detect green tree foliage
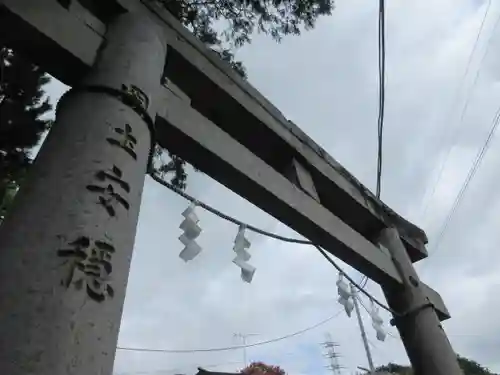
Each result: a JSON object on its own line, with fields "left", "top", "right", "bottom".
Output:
{"left": 154, "top": 0, "right": 335, "bottom": 188}
{"left": 158, "top": 0, "right": 334, "bottom": 76}
{"left": 0, "top": 47, "right": 52, "bottom": 219}
{"left": 1, "top": 1, "right": 335, "bottom": 197}
{"left": 241, "top": 362, "right": 286, "bottom": 375}
{"left": 457, "top": 356, "right": 498, "bottom": 375}
{"left": 373, "top": 355, "right": 498, "bottom": 375}
{"left": 373, "top": 363, "right": 413, "bottom": 375}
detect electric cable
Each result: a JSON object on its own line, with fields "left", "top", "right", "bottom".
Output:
{"left": 430, "top": 103, "right": 500, "bottom": 255}
{"left": 117, "top": 309, "right": 343, "bottom": 354}
{"left": 376, "top": 0, "right": 386, "bottom": 199}
{"left": 420, "top": 2, "right": 496, "bottom": 220}
{"left": 359, "top": 275, "right": 369, "bottom": 289}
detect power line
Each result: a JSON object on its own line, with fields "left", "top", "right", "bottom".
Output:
{"left": 376, "top": 0, "right": 386, "bottom": 199}
{"left": 359, "top": 275, "right": 369, "bottom": 289}
{"left": 117, "top": 310, "right": 343, "bottom": 354}
{"left": 148, "top": 170, "right": 392, "bottom": 313}
{"left": 430, "top": 103, "right": 500, "bottom": 256}
{"left": 420, "top": 1, "right": 496, "bottom": 220}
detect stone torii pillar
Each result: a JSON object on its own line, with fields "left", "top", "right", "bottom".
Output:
{"left": 0, "top": 12, "right": 166, "bottom": 375}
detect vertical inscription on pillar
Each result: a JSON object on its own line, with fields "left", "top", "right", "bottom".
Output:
{"left": 58, "top": 236, "right": 115, "bottom": 302}
{"left": 56, "top": 84, "right": 148, "bottom": 299}
{"left": 86, "top": 166, "right": 130, "bottom": 217}
{"left": 106, "top": 124, "right": 138, "bottom": 160}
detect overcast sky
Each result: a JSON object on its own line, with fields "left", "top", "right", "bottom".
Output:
{"left": 43, "top": 0, "right": 500, "bottom": 373}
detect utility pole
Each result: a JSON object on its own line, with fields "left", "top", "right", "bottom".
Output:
{"left": 0, "top": 12, "right": 166, "bottom": 375}
{"left": 351, "top": 284, "right": 375, "bottom": 374}
{"left": 378, "top": 227, "right": 463, "bottom": 375}
{"left": 321, "top": 333, "right": 343, "bottom": 375}
{"left": 234, "top": 333, "right": 258, "bottom": 366}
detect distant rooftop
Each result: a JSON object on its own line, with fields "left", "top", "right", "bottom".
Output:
{"left": 195, "top": 368, "right": 240, "bottom": 375}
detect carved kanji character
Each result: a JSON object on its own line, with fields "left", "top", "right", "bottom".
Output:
{"left": 86, "top": 165, "right": 130, "bottom": 217}
{"left": 58, "top": 236, "right": 115, "bottom": 302}
{"left": 106, "top": 123, "right": 138, "bottom": 160}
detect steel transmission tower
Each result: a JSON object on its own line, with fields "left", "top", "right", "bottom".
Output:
{"left": 322, "top": 333, "right": 343, "bottom": 375}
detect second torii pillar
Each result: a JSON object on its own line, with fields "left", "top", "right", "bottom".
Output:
{"left": 379, "top": 228, "right": 463, "bottom": 375}
{"left": 0, "top": 12, "right": 166, "bottom": 375}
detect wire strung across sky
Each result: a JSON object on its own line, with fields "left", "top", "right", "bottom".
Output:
{"left": 376, "top": 0, "right": 386, "bottom": 200}
{"left": 117, "top": 309, "right": 343, "bottom": 354}
{"left": 430, "top": 103, "right": 500, "bottom": 257}
{"left": 420, "top": 0, "right": 496, "bottom": 221}
{"left": 362, "top": 0, "right": 386, "bottom": 294}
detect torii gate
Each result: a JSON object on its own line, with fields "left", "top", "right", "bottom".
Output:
{"left": 0, "top": 1, "right": 462, "bottom": 374}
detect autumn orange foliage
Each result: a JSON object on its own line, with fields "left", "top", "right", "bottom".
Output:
{"left": 241, "top": 362, "right": 286, "bottom": 375}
